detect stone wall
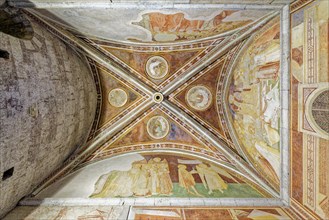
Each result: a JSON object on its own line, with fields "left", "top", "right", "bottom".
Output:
{"left": 0, "top": 17, "right": 97, "bottom": 217}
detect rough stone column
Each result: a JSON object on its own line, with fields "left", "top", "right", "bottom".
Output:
{"left": 0, "top": 17, "right": 97, "bottom": 218}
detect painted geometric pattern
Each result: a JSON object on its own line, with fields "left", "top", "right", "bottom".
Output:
{"left": 27, "top": 7, "right": 285, "bottom": 202}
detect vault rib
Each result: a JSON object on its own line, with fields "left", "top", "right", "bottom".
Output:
{"left": 19, "top": 198, "right": 285, "bottom": 207}
{"left": 25, "top": 11, "right": 164, "bottom": 196}
{"left": 26, "top": 9, "right": 156, "bottom": 97}
{"left": 160, "top": 11, "right": 280, "bottom": 97}
{"left": 162, "top": 100, "right": 280, "bottom": 198}
{"left": 32, "top": 99, "right": 154, "bottom": 196}
{"left": 26, "top": 7, "right": 281, "bottom": 199}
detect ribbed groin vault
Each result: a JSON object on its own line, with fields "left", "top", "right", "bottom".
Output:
{"left": 1, "top": 0, "right": 328, "bottom": 219}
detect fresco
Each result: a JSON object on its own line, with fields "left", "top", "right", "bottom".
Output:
{"left": 84, "top": 106, "right": 234, "bottom": 165}
{"left": 227, "top": 17, "right": 281, "bottom": 188}
{"left": 35, "top": 9, "right": 272, "bottom": 43}
{"left": 3, "top": 206, "right": 129, "bottom": 220}
{"left": 290, "top": 0, "right": 329, "bottom": 219}
{"left": 97, "top": 66, "right": 144, "bottom": 129}
{"left": 103, "top": 47, "right": 203, "bottom": 88}
{"left": 4, "top": 206, "right": 294, "bottom": 220}
{"left": 37, "top": 153, "right": 265, "bottom": 198}
{"left": 171, "top": 44, "right": 244, "bottom": 150}
{"left": 130, "top": 207, "right": 292, "bottom": 219}
{"left": 145, "top": 56, "right": 169, "bottom": 79}
{"left": 107, "top": 108, "right": 208, "bottom": 149}
{"left": 172, "top": 59, "right": 227, "bottom": 139}
{"left": 146, "top": 115, "right": 170, "bottom": 139}
{"left": 131, "top": 10, "right": 251, "bottom": 42}
{"left": 186, "top": 85, "right": 213, "bottom": 111}
{"left": 108, "top": 88, "right": 128, "bottom": 108}
{"left": 89, "top": 154, "right": 264, "bottom": 198}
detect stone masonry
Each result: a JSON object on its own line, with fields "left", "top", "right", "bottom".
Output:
{"left": 0, "top": 17, "right": 97, "bottom": 217}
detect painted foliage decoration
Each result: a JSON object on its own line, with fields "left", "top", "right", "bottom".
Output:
{"left": 228, "top": 17, "right": 281, "bottom": 188}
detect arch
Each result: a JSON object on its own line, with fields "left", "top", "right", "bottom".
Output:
{"left": 220, "top": 17, "right": 281, "bottom": 190}
{"left": 305, "top": 83, "right": 329, "bottom": 139}
{"left": 35, "top": 147, "right": 271, "bottom": 199}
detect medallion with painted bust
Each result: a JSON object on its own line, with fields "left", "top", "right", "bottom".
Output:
{"left": 108, "top": 88, "right": 128, "bottom": 108}
{"left": 186, "top": 85, "right": 213, "bottom": 111}
{"left": 145, "top": 56, "right": 169, "bottom": 79}
{"left": 147, "top": 116, "right": 170, "bottom": 139}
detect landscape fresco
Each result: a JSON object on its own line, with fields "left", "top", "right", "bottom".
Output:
{"left": 228, "top": 17, "right": 281, "bottom": 188}
{"left": 37, "top": 153, "right": 265, "bottom": 198}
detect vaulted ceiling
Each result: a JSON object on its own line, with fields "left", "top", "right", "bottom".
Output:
{"left": 1, "top": 0, "right": 328, "bottom": 219}
{"left": 24, "top": 4, "right": 284, "bottom": 199}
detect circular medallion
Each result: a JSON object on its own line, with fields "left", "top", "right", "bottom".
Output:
{"left": 186, "top": 85, "right": 213, "bottom": 111}
{"left": 108, "top": 88, "right": 128, "bottom": 108}
{"left": 145, "top": 56, "right": 169, "bottom": 79}
{"left": 147, "top": 116, "right": 170, "bottom": 139}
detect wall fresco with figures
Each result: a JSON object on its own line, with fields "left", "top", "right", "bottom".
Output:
{"left": 25, "top": 7, "right": 281, "bottom": 203}
{"left": 227, "top": 17, "right": 281, "bottom": 189}
{"left": 36, "top": 153, "right": 266, "bottom": 198}
{"left": 4, "top": 1, "right": 329, "bottom": 219}
{"left": 290, "top": 0, "right": 329, "bottom": 219}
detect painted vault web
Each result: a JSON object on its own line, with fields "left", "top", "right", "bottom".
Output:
{"left": 20, "top": 6, "right": 290, "bottom": 208}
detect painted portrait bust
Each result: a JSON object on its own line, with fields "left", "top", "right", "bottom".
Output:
{"left": 146, "top": 56, "right": 169, "bottom": 79}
